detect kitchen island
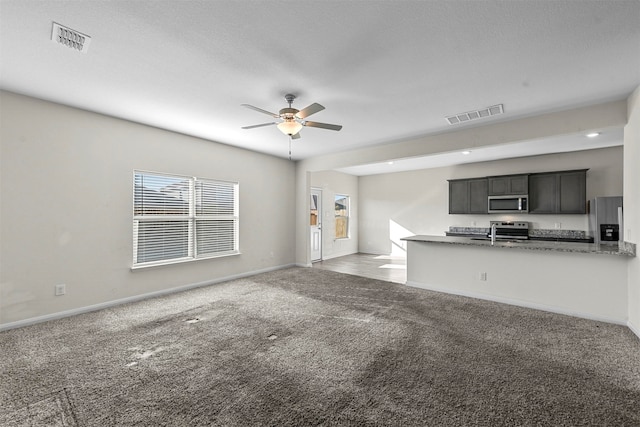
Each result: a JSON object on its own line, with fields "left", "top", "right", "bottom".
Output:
{"left": 401, "top": 235, "right": 635, "bottom": 324}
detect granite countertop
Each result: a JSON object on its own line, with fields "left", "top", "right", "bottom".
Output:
{"left": 402, "top": 235, "right": 636, "bottom": 257}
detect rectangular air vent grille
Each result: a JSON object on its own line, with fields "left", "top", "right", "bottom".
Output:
{"left": 446, "top": 104, "right": 504, "bottom": 125}
{"left": 51, "top": 22, "right": 91, "bottom": 53}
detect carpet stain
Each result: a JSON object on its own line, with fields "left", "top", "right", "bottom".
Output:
{"left": 1, "top": 389, "right": 79, "bottom": 427}
{"left": 126, "top": 345, "right": 165, "bottom": 366}
{"left": 315, "top": 313, "right": 372, "bottom": 323}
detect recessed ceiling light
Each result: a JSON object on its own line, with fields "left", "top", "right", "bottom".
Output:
{"left": 586, "top": 132, "right": 600, "bottom": 138}
{"left": 387, "top": 161, "right": 394, "bottom": 165}
{"left": 462, "top": 151, "right": 471, "bottom": 155}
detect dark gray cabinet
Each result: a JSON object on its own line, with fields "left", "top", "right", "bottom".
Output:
{"left": 529, "top": 173, "right": 556, "bottom": 213}
{"left": 449, "top": 180, "right": 468, "bottom": 214}
{"left": 450, "top": 169, "right": 587, "bottom": 215}
{"left": 449, "top": 178, "right": 487, "bottom": 214}
{"left": 488, "top": 174, "right": 528, "bottom": 195}
{"left": 529, "top": 170, "right": 587, "bottom": 214}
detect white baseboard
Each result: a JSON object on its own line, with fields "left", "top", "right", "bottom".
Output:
{"left": 0, "top": 263, "right": 297, "bottom": 332}
{"left": 628, "top": 320, "right": 640, "bottom": 341}
{"left": 405, "top": 280, "right": 627, "bottom": 326}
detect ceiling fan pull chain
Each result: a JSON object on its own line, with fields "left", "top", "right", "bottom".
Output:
{"left": 289, "top": 136, "right": 292, "bottom": 160}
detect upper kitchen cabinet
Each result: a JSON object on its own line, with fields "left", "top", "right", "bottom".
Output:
{"left": 529, "top": 169, "right": 587, "bottom": 214}
{"left": 487, "top": 174, "right": 528, "bottom": 196}
{"left": 449, "top": 178, "right": 488, "bottom": 214}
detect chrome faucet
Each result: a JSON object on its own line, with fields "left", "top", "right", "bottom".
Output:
{"left": 490, "top": 223, "right": 497, "bottom": 245}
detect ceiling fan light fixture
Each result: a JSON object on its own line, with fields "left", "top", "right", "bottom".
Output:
{"left": 277, "top": 121, "right": 303, "bottom": 136}
{"left": 243, "top": 94, "right": 341, "bottom": 142}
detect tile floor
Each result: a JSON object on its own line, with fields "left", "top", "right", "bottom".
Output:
{"left": 312, "top": 253, "right": 406, "bottom": 284}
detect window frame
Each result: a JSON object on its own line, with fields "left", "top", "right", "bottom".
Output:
{"left": 334, "top": 194, "right": 350, "bottom": 240}
{"left": 132, "top": 170, "right": 239, "bottom": 269}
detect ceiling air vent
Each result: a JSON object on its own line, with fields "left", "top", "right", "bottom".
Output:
{"left": 51, "top": 22, "right": 91, "bottom": 53}
{"left": 446, "top": 104, "right": 504, "bottom": 125}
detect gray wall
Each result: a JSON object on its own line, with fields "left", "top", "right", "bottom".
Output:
{"left": 358, "top": 147, "right": 623, "bottom": 255}
{"left": 625, "top": 86, "right": 640, "bottom": 334}
{"left": 0, "top": 91, "right": 296, "bottom": 326}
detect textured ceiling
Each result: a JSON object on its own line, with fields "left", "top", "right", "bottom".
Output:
{"left": 1, "top": 0, "right": 639, "bottom": 163}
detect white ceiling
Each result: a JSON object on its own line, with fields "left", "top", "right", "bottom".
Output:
{"left": 1, "top": 1, "right": 639, "bottom": 167}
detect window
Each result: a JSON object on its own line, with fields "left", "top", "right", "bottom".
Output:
{"left": 335, "top": 194, "right": 349, "bottom": 239}
{"left": 133, "top": 171, "right": 239, "bottom": 268}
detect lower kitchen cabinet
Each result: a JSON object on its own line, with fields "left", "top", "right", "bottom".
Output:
{"left": 449, "top": 178, "right": 487, "bottom": 214}
{"left": 529, "top": 169, "right": 587, "bottom": 214}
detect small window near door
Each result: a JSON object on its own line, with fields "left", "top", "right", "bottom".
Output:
{"left": 335, "top": 194, "right": 349, "bottom": 239}
{"left": 310, "top": 194, "right": 319, "bottom": 226}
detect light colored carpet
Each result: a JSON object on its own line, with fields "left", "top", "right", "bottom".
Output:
{"left": 1, "top": 267, "right": 639, "bottom": 426}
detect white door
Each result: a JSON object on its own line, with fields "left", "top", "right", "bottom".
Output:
{"left": 310, "top": 188, "right": 322, "bottom": 262}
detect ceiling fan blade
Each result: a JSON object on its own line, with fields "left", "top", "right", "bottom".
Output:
{"left": 291, "top": 132, "right": 301, "bottom": 140}
{"left": 296, "top": 103, "right": 324, "bottom": 119}
{"left": 241, "top": 122, "right": 278, "bottom": 129}
{"left": 303, "top": 121, "right": 342, "bottom": 131}
{"left": 241, "top": 104, "right": 279, "bottom": 117}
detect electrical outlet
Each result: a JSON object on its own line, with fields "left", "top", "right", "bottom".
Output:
{"left": 479, "top": 272, "right": 487, "bottom": 281}
{"left": 554, "top": 223, "right": 561, "bottom": 229}
{"left": 55, "top": 284, "right": 66, "bottom": 296}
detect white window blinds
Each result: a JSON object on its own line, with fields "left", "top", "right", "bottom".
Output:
{"left": 133, "top": 171, "right": 238, "bottom": 267}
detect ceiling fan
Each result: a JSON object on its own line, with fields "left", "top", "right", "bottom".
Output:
{"left": 241, "top": 94, "right": 342, "bottom": 139}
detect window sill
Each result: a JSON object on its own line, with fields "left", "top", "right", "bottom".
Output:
{"left": 131, "top": 251, "right": 240, "bottom": 270}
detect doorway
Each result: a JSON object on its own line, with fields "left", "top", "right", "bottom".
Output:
{"left": 310, "top": 188, "right": 322, "bottom": 262}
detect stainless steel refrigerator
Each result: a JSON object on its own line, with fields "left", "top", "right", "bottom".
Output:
{"left": 588, "top": 196, "right": 623, "bottom": 244}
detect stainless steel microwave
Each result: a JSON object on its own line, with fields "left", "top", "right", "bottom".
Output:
{"left": 488, "top": 195, "right": 528, "bottom": 213}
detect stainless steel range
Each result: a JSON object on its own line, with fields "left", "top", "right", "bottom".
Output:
{"left": 487, "top": 221, "right": 530, "bottom": 240}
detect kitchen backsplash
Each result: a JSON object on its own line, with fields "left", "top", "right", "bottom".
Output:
{"left": 448, "top": 226, "right": 590, "bottom": 239}
{"left": 448, "top": 227, "right": 488, "bottom": 235}
{"left": 529, "top": 229, "right": 590, "bottom": 239}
